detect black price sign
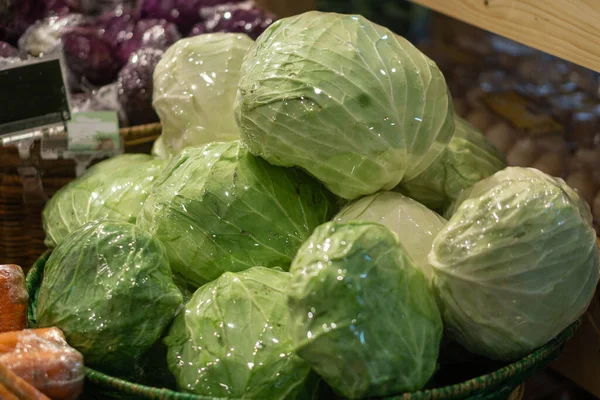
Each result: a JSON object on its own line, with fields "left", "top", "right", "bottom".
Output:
{"left": 0, "top": 55, "right": 70, "bottom": 138}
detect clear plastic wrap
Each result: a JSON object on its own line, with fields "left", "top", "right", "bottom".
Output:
{"left": 36, "top": 221, "right": 183, "bottom": 378}
{"left": 287, "top": 221, "right": 443, "bottom": 398}
{"left": 42, "top": 154, "right": 168, "bottom": 247}
{"left": 70, "top": 83, "right": 128, "bottom": 126}
{"left": 433, "top": 167, "right": 599, "bottom": 361}
{"left": 165, "top": 267, "right": 311, "bottom": 399}
{"left": 152, "top": 33, "right": 253, "bottom": 155}
{"left": 0, "top": 328, "right": 84, "bottom": 400}
{"left": 0, "top": 265, "right": 27, "bottom": 333}
{"left": 235, "top": 12, "right": 455, "bottom": 200}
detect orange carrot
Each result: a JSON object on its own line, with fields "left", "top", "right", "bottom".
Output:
{"left": 0, "top": 363, "right": 49, "bottom": 400}
{"left": 0, "top": 265, "right": 28, "bottom": 333}
{"left": 0, "top": 328, "right": 65, "bottom": 355}
{"left": 0, "top": 350, "right": 84, "bottom": 400}
{"left": 0, "top": 382, "right": 19, "bottom": 400}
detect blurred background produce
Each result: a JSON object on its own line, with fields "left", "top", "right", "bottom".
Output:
{"left": 2, "top": 2, "right": 600, "bottom": 399}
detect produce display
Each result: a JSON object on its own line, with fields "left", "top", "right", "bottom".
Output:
{"left": 0, "top": 0, "right": 277, "bottom": 128}
{"left": 3, "top": 7, "right": 596, "bottom": 400}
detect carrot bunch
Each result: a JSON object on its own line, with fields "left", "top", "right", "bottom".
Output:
{"left": 0, "top": 265, "right": 84, "bottom": 400}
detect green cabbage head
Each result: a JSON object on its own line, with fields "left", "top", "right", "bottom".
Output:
{"left": 165, "top": 267, "right": 310, "bottom": 399}
{"left": 235, "top": 11, "right": 454, "bottom": 200}
{"left": 138, "top": 141, "right": 338, "bottom": 287}
{"left": 430, "top": 167, "right": 600, "bottom": 361}
{"left": 42, "top": 154, "right": 168, "bottom": 248}
{"left": 36, "top": 220, "right": 183, "bottom": 377}
{"left": 397, "top": 116, "right": 505, "bottom": 213}
{"left": 334, "top": 191, "right": 446, "bottom": 280}
{"left": 153, "top": 33, "right": 254, "bottom": 156}
{"left": 288, "top": 221, "right": 443, "bottom": 399}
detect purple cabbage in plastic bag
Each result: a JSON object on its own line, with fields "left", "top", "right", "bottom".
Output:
{"left": 0, "top": 1, "right": 47, "bottom": 45}
{"left": 62, "top": 26, "right": 121, "bottom": 86}
{"left": 140, "top": 0, "right": 243, "bottom": 34}
{"left": 118, "top": 47, "right": 163, "bottom": 126}
{"left": 0, "top": 41, "right": 17, "bottom": 57}
{"left": 71, "top": 83, "right": 128, "bottom": 126}
{"left": 96, "top": 5, "right": 136, "bottom": 48}
{"left": 117, "top": 18, "right": 180, "bottom": 65}
{"left": 190, "top": 1, "right": 275, "bottom": 40}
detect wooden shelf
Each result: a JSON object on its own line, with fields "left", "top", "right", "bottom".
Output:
{"left": 409, "top": 0, "right": 600, "bottom": 73}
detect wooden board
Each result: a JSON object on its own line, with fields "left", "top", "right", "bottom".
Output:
{"left": 409, "top": 0, "right": 600, "bottom": 73}
{"left": 255, "top": 0, "right": 316, "bottom": 17}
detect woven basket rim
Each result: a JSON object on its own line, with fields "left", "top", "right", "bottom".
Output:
{"left": 25, "top": 251, "right": 581, "bottom": 400}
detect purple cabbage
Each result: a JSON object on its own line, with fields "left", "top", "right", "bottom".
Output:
{"left": 0, "top": 1, "right": 47, "bottom": 45}
{"left": 62, "top": 26, "right": 121, "bottom": 85}
{"left": 0, "top": 41, "right": 18, "bottom": 57}
{"left": 96, "top": 5, "right": 136, "bottom": 47}
{"left": 190, "top": 1, "right": 275, "bottom": 40}
{"left": 140, "top": 0, "right": 243, "bottom": 34}
{"left": 117, "top": 47, "right": 163, "bottom": 126}
{"left": 116, "top": 18, "right": 180, "bottom": 65}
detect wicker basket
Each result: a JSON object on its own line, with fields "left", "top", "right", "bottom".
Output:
{"left": 26, "top": 251, "right": 579, "bottom": 400}
{"left": 0, "top": 123, "right": 161, "bottom": 270}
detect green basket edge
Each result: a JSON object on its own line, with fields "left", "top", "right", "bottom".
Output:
{"left": 26, "top": 251, "right": 582, "bottom": 400}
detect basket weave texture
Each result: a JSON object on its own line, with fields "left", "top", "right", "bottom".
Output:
{"left": 0, "top": 123, "right": 161, "bottom": 270}
{"left": 26, "top": 251, "right": 579, "bottom": 400}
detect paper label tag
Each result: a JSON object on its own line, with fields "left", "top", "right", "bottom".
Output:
{"left": 67, "top": 111, "right": 121, "bottom": 153}
{"left": 481, "top": 91, "right": 563, "bottom": 136}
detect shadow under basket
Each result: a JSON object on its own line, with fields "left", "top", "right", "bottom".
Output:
{"left": 0, "top": 123, "right": 161, "bottom": 271}
{"left": 26, "top": 251, "right": 581, "bottom": 400}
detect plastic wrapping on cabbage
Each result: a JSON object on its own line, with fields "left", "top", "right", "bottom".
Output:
{"left": 334, "top": 191, "right": 446, "bottom": 280}
{"left": 118, "top": 48, "right": 163, "bottom": 126}
{"left": 190, "top": 1, "right": 276, "bottom": 40}
{"left": 429, "top": 167, "right": 600, "bottom": 361}
{"left": 0, "top": 328, "right": 84, "bottom": 399}
{"left": 138, "top": 141, "right": 339, "bottom": 287}
{"left": 42, "top": 154, "right": 167, "bottom": 247}
{"left": 69, "top": 83, "right": 127, "bottom": 126}
{"left": 288, "top": 221, "right": 443, "bottom": 399}
{"left": 165, "top": 267, "right": 310, "bottom": 398}
{"left": 36, "top": 220, "right": 183, "bottom": 377}
{"left": 116, "top": 18, "right": 181, "bottom": 65}
{"left": 153, "top": 34, "right": 253, "bottom": 156}
{"left": 235, "top": 11, "right": 454, "bottom": 200}
{"left": 0, "top": 0, "right": 47, "bottom": 45}
{"left": 397, "top": 117, "right": 506, "bottom": 214}
{"left": 18, "top": 13, "right": 88, "bottom": 56}
{"left": 151, "top": 135, "right": 168, "bottom": 159}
